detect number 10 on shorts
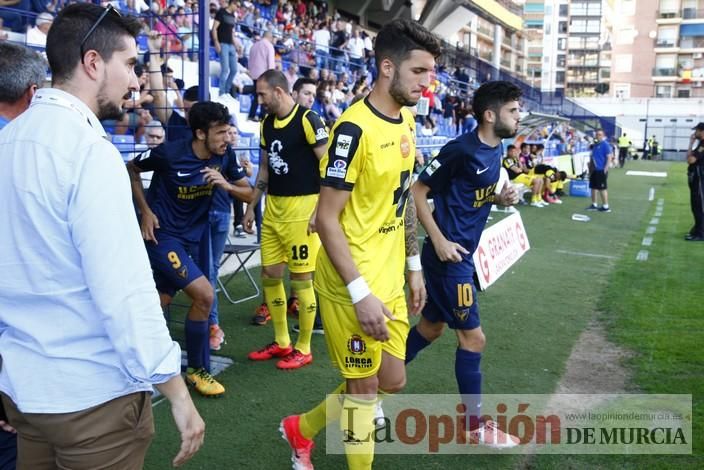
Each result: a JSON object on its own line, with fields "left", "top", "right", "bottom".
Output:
{"left": 457, "top": 283, "right": 474, "bottom": 307}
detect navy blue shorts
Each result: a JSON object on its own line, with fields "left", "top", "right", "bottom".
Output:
{"left": 145, "top": 232, "right": 211, "bottom": 297}
{"left": 422, "top": 272, "right": 481, "bottom": 330}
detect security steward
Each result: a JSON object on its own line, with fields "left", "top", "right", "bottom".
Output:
{"left": 686, "top": 123, "right": 704, "bottom": 241}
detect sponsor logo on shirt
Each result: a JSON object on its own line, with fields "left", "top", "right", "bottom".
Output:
{"left": 400, "top": 134, "right": 411, "bottom": 158}
{"left": 335, "top": 134, "right": 352, "bottom": 158}
{"left": 316, "top": 127, "right": 328, "bottom": 141}
{"left": 425, "top": 159, "right": 441, "bottom": 176}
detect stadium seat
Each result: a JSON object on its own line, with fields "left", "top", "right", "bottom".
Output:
{"left": 238, "top": 94, "right": 252, "bottom": 115}
{"left": 111, "top": 134, "right": 135, "bottom": 154}
{"left": 217, "top": 242, "right": 261, "bottom": 305}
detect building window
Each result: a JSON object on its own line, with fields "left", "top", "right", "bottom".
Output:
{"left": 557, "top": 55, "right": 566, "bottom": 67}
{"left": 655, "top": 85, "right": 672, "bottom": 97}
{"left": 559, "top": 4, "right": 568, "bottom": 16}
{"left": 677, "top": 88, "right": 691, "bottom": 98}
{"left": 559, "top": 21, "right": 568, "bottom": 34}
{"left": 556, "top": 71, "right": 566, "bottom": 83}
{"left": 558, "top": 38, "right": 567, "bottom": 50}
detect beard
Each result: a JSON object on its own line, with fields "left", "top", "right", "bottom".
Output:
{"left": 389, "top": 70, "right": 418, "bottom": 107}
{"left": 494, "top": 119, "right": 518, "bottom": 139}
{"left": 96, "top": 75, "right": 127, "bottom": 121}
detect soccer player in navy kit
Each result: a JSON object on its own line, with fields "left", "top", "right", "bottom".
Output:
{"left": 127, "top": 102, "right": 253, "bottom": 397}
{"left": 405, "top": 81, "right": 523, "bottom": 447}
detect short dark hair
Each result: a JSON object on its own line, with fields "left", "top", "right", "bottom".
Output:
{"left": 471, "top": 81, "right": 523, "bottom": 125}
{"left": 506, "top": 144, "right": 516, "bottom": 151}
{"left": 0, "top": 42, "right": 46, "bottom": 103}
{"left": 520, "top": 142, "right": 529, "bottom": 150}
{"left": 47, "top": 3, "right": 142, "bottom": 85}
{"left": 183, "top": 85, "right": 200, "bottom": 102}
{"left": 293, "top": 77, "right": 316, "bottom": 93}
{"left": 374, "top": 19, "right": 442, "bottom": 71}
{"left": 259, "top": 69, "right": 290, "bottom": 93}
{"left": 188, "top": 101, "right": 231, "bottom": 139}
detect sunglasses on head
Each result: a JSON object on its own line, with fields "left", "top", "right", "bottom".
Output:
{"left": 79, "top": 4, "right": 122, "bottom": 64}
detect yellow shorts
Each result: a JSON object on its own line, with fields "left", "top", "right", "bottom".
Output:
{"left": 320, "top": 294, "right": 409, "bottom": 379}
{"left": 260, "top": 218, "right": 320, "bottom": 273}
{"left": 514, "top": 173, "right": 536, "bottom": 187}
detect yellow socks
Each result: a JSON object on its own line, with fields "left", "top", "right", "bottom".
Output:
{"left": 291, "top": 279, "right": 316, "bottom": 355}
{"left": 341, "top": 394, "right": 377, "bottom": 470}
{"left": 299, "top": 382, "right": 346, "bottom": 440}
{"left": 263, "top": 277, "right": 289, "bottom": 348}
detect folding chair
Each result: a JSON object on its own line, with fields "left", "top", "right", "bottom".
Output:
{"left": 217, "top": 242, "right": 261, "bottom": 304}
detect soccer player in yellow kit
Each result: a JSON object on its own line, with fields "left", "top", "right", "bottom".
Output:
{"left": 243, "top": 70, "right": 328, "bottom": 370}
{"left": 279, "top": 19, "right": 440, "bottom": 470}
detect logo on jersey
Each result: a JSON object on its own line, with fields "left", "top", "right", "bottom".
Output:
{"left": 335, "top": 134, "right": 353, "bottom": 158}
{"left": 424, "top": 158, "right": 441, "bottom": 176}
{"left": 268, "top": 140, "right": 289, "bottom": 175}
{"left": 327, "top": 159, "right": 348, "bottom": 178}
{"left": 177, "top": 171, "right": 192, "bottom": 177}
{"left": 453, "top": 307, "right": 470, "bottom": 323}
{"left": 400, "top": 134, "right": 411, "bottom": 158}
{"left": 176, "top": 266, "right": 189, "bottom": 279}
{"left": 137, "top": 149, "right": 152, "bottom": 161}
{"left": 316, "top": 127, "right": 328, "bottom": 141}
{"left": 347, "top": 334, "right": 366, "bottom": 354}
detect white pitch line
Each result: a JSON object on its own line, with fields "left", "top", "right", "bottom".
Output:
{"left": 642, "top": 237, "right": 653, "bottom": 246}
{"left": 646, "top": 226, "right": 657, "bottom": 234}
{"left": 650, "top": 218, "right": 660, "bottom": 225}
{"left": 648, "top": 187, "right": 655, "bottom": 201}
{"left": 556, "top": 250, "right": 617, "bottom": 260}
{"left": 636, "top": 250, "right": 649, "bottom": 261}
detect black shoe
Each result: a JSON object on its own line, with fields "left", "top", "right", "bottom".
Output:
{"left": 685, "top": 235, "right": 704, "bottom": 241}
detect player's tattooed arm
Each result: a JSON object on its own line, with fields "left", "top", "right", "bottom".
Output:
{"left": 256, "top": 180, "right": 268, "bottom": 191}
{"left": 404, "top": 190, "right": 419, "bottom": 257}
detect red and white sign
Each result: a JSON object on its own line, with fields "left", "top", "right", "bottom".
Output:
{"left": 473, "top": 212, "right": 530, "bottom": 290}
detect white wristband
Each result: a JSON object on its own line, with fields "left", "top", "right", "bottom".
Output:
{"left": 346, "top": 277, "right": 371, "bottom": 304}
{"left": 406, "top": 255, "right": 422, "bottom": 271}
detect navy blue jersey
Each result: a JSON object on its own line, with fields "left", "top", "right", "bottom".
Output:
{"left": 133, "top": 139, "right": 237, "bottom": 242}
{"left": 166, "top": 111, "right": 191, "bottom": 142}
{"left": 210, "top": 146, "right": 248, "bottom": 212}
{"left": 418, "top": 129, "right": 502, "bottom": 276}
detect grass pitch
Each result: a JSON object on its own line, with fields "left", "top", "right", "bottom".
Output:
{"left": 145, "top": 160, "right": 702, "bottom": 469}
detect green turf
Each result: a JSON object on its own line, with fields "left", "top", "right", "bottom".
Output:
{"left": 144, "top": 160, "right": 703, "bottom": 469}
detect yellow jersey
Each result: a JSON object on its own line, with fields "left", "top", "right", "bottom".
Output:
{"left": 315, "top": 97, "right": 416, "bottom": 304}
{"left": 260, "top": 104, "right": 328, "bottom": 222}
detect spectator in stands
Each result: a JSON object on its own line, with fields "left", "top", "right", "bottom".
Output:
{"left": 347, "top": 27, "right": 365, "bottom": 74}
{"left": 212, "top": 0, "right": 238, "bottom": 97}
{"left": 144, "top": 120, "right": 166, "bottom": 148}
{"left": 0, "top": 4, "right": 204, "bottom": 467}
{"left": 25, "top": 11, "right": 52, "bottom": 47}
{"left": 312, "top": 20, "right": 330, "bottom": 69}
{"left": 147, "top": 33, "right": 199, "bottom": 141}
{"left": 329, "top": 19, "right": 348, "bottom": 72}
{"left": 248, "top": 30, "right": 276, "bottom": 121}
{"left": 284, "top": 63, "right": 299, "bottom": 92}
{"left": 0, "top": 0, "right": 30, "bottom": 33}
{"left": 420, "top": 116, "right": 437, "bottom": 136}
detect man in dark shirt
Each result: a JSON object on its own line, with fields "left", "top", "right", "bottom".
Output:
{"left": 686, "top": 123, "right": 704, "bottom": 241}
{"left": 329, "top": 19, "right": 348, "bottom": 73}
{"left": 127, "top": 102, "right": 253, "bottom": 397}
{"left": 212, "top": 0, "right": 238, "bottom": 97}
